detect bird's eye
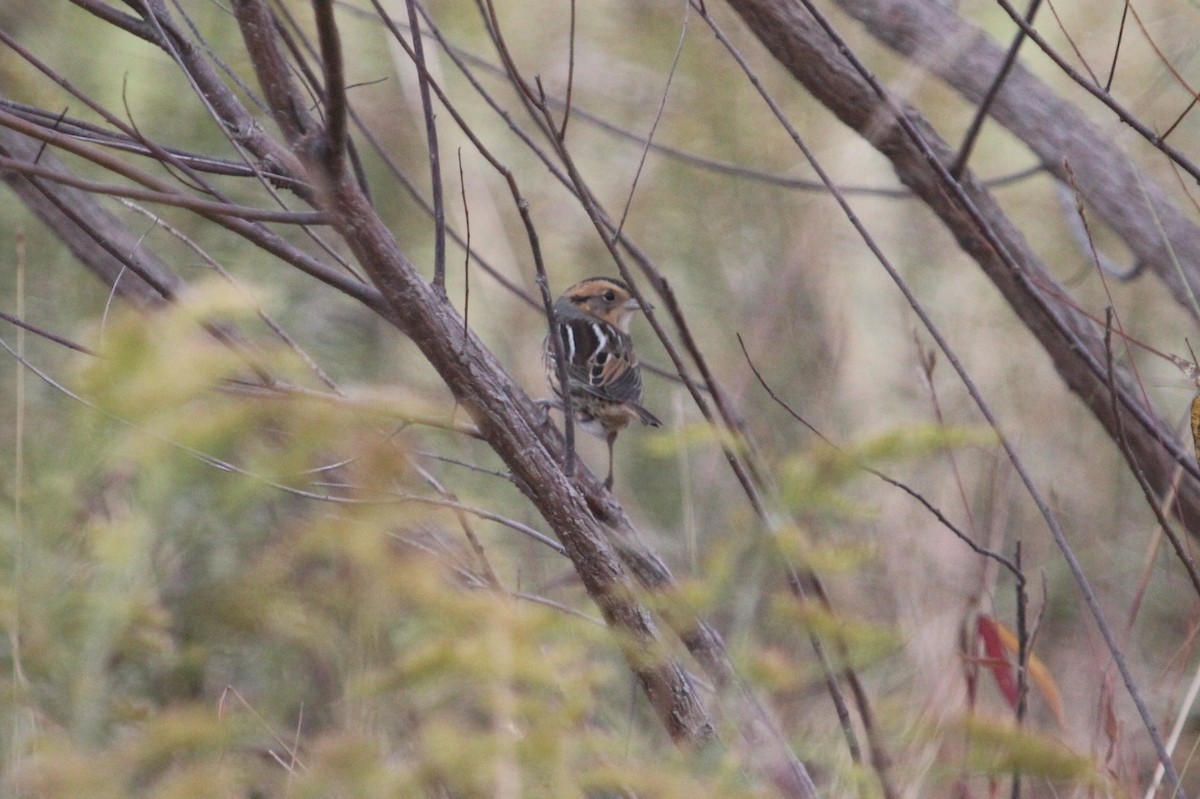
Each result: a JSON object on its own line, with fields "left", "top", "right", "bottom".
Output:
{"left": 603, "top": 289, "right": 616, "bottom": 302}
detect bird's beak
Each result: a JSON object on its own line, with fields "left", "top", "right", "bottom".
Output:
{"left": 626, "top": 296, "right": 652, "bottom": 312}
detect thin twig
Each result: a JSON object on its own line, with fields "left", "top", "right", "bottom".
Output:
{"left": 1010, "top": 542, "right": 1027, "bottom": 799}
{"left": 116, "top": 198, "right": 342, "bottom": 393}
{"left": 616, "top": 0, "right": 690, "bottom": 238}
{"left": 951, "top": 0, "right": 1042, "bottom": 178}
{"left": 1104, "top": 1, "right": 1130, "bottom": 92}
{"left": 1054, "top": 182, "right": 1141, "bottom": 281}
{"left": 0, "top": 109, "right": 379, "bottom": 314}
{"left": 0, "top": 153, "right": 328, "bottom": 224}
{"left": 776, "top": 0, "right": 1186, "bottom": 792}
{"left": 557, "top": 0, "right": 576, "bottom": 140}
{"left": 410, "top": 459, "right": 507, "bottom": 587}
{"left": 412, "top": 449, "right": 510, "bottom": 480}
{"left": 1042, "top": 0, "right": 1099, "bottom": 85}
{"left": 995, "top": 0, "right": 1200, "bottom": 185}
{"left": 403, "top": 0, "right": 446, "bottom": 293}
{"left": 457, "top": 149, "right": 471, "bottom": 355}
{"left": 312, "top": 0, "right": 349, "bottom": 178}
{"left": 0, "top": 310, "right": 95, "bottom": 355}
{"left": 738, "top": 334, "right": 1023, "bottom": 582}
{"left": 0, "top": 99, "right": 291, "bottom": 184}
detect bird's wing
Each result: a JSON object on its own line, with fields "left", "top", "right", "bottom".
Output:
{"left": 553, "top": 313, "right": 644, "bottom": 405}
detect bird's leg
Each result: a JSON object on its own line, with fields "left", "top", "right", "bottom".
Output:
{"left": 535, "top": 397, "right": 562, "bottom": 424}
{"left": 604, "top": 431, "right": 617, "bottom": 490}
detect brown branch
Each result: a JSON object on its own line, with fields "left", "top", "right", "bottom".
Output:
{"left": 323, "top": 177, "right": 716, "bottom": 745}
{"left": 220, "top": 4, "right": 720, "bottom": 746}
{"left": 951, "top": 0, "right": 1041, "bottom": 178}
{"left": 0, "top": 99, "right": 305, "bottom": 189}
{"left": 0, "top": 128, "right": 178, "bottom": 309}
{"left": 126, "top": 0, "right": 309, "bottom": 188}
{"left": 0, "top": 310, "right": 96, "bottom": 356}
{"left": 0, "top": 23, "right": 221, "bottom": 200}
{"left": 557, "top": 0, "right": 577, "bottom": 140}
{"left": 341, "top": 4, "right": 533, "bottom": 309}
{"left": 0, "top": 109, "right": 385, "bottom": 314}
{"left": 0, "top": 154, "right": 328, "bottom": 224}
{"left": 402, "top": 0, "right": 447, "bottom": 294}
{"left": 721, "top": 0, "right": 1187, "bottom": 794}
{"left": 312, "top": 0, "right": 349, "bottom": 179}
{"left": 229, "top": 0, "right": 313, "bottom": 145}
{"left": 1104, "top": 2, "right": 1130, "bottom": 92}
{"left": 738, "top": 334, "right": 1022, "bottom": 582}
{"left": 833, "top": 0, "right": 1200, "bottom": 319}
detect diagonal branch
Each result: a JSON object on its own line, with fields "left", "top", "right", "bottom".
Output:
{"left": 227, "top": 0, "right": 720, "bottom": 752}
{"left": 312, "top": 0, "right": 349, "bottom": 179}
{"left": 833, "top": 0, "right": 1200, "bottom": 321}
{"left": 722, "top": 0, "right": 1190, "bottom": 794}
{"left": 228, "top": 0, "right": 314, "bottom": 146}
{"left": 0, "top": 128, "right": 177, "bottom": 309}
{"left": 0, "top": 154, "right": 327, "bottom": 224}
{"left": 950, "top": 0, "right": 1041, "bottom": 178}
{"left": 727, "top": 0, "right": 1200, "bottom": 525}
{"left": 402, "top": 0, "right": 447, "bottom": 294}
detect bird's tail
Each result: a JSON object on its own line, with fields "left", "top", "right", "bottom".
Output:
{"left": 631, "top": 402, "right": 662, "bottom": 427}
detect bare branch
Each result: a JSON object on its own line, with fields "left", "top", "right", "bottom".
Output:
{"left": 0, "top": 153, "right": 328, "bottom": 224}
{"left": 834, "top": 0, "right": 1200, "bottom": 318}
{"left": 229, "top": 0, "right": 314, "bottom": 145}
{"left": 0, "top": 310, "right": 96, "bottom": 355}
{"left": 223, "top": 3, "right": 720, "bottom": 745}
{"left": 722, "top": 0, "right": 1186, "bottom": 793}
{"left": 312, "top": 0, "right": 349, "bottom": 178}
{"left": 737, "top": 334, "right": 1023, "bottom": 582}
{"left": 401, "top": 0, "right": 446, "bottom": 294}
{"left": 951, "top": 0, "right": 1042, "bottom": 178}
{"left": 0, "top": 128, "right": 178, "bottom": 308}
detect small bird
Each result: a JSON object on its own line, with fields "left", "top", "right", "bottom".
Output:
{"left": 543, "top": 276, "right": 662, "bottom": 489}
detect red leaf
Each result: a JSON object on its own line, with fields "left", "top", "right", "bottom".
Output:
{"left": 976, "top": 614, "right": 1019, "bottom": 711}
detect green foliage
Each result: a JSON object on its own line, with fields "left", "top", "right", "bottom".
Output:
{"left": 0, "top": 287, "right": 780, "bottom": 798}
{"left": 767, "top": 598, "right": 901, "bottom": 674}
{"left": 0, "top": 0, "right": 1183, "bottom": 793}
{"left": 778, "top": 424, "right": 994, "bottom": 517}
{"left": 942, "top": 715, "right": 1106, "bottom": 787}
{"left": 0, "top": 290, "right": 1114, "bottom": 797}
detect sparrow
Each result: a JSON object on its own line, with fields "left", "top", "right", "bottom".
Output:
{"left": 542, "top": 276, "right": 662, "bottom": 489}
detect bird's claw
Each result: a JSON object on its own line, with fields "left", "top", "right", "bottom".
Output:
{"left": 535, "top": 397, "right": 560, "bottom": 425}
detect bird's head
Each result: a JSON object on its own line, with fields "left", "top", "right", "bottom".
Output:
{"left": 561, "top": 277, "right": 650, "bottom": 332}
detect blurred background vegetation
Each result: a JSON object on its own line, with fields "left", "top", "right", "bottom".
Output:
{"left": 3, "top": 0, "right": 1200, "bottom": 796}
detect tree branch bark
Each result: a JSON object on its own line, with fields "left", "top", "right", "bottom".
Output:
{"left": 222, "top": 0, "right": 720, "bottom": 749}
{"left": 722, "top": 0, "right": 1200, "bottom": 532}
{"left": 834, "top": 0, "right": 1200, "bottom": 319}
{"left": 0, "top": 127, "right": 178, "bottom": 310}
